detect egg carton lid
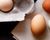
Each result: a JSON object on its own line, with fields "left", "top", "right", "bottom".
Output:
{"left": 0, "top": 0, "right": 34, "bottom": 22}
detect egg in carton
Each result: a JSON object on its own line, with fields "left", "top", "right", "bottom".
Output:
{"left": 34, "top": 0, "right": 50, "bottom": 40}
{"left": 0, "top": 0, "right": 34, "bottom": 22}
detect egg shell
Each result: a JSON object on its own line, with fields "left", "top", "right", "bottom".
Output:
{"left": 31, "top": 14, "right": 46, "bottom": 36}
{"left": 42, "top": 0, "right": 50, "bottom": 13}
{"left": 0, "top": 0, "right": 14, "bottom": 13}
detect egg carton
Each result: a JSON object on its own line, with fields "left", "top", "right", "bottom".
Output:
{"left": 11, "top": 0, "right": 50, "bottom": 40}
{"left": 0, "top": 0, "right": 34, "bottom": 22}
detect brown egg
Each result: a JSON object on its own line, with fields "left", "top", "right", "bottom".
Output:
{"left": 31, "top": 14, "right": 46, "bottom": 36}
{"left": 0, "top": 0, "right": 14, "bottom": 13}
{"left": 42, "top": 0, "right": 50, "bottom": 13}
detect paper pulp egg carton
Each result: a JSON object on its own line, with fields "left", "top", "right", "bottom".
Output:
{"left": 0, "top": 0, "right": 34, "bottom": 22}
{"left": 12, "top": 0, "right": 50, "bottom": 40}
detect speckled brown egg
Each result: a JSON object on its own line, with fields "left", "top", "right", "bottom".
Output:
{"left": 31, "top": 14, "right": 46, "bottom": 36}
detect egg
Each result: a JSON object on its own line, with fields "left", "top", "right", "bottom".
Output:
{"left": 31, "top": 14, "right": 46, "bottom": 36}
{"left": 42, "top": 0, "right": 50, "bottom": 13}
{"left": 0, "top": 0, "right": 13, "bottom": 13}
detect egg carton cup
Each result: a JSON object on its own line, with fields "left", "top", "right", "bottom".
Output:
{"left": 0, "top": 0, "right": 34, "bottom": 22}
